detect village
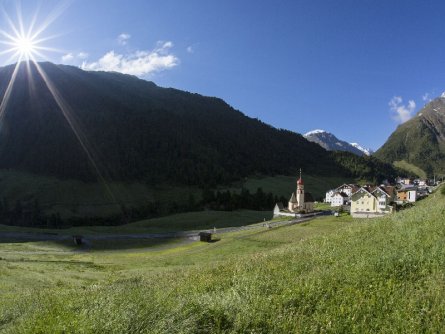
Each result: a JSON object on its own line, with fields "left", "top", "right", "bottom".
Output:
{"left": 274, "top": 172, "right": 438, "bottom": 219}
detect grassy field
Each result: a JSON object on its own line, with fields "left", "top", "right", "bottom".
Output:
{"left": 232, "top": 174, "right": 353, "bottom": 201}
{"left": 1, "top": 188, "right": 445, "bottom": 332}
{"left": 393, "top": 160, "right": 427, "bottom": 179}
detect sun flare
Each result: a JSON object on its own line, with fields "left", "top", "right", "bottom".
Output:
{"left": 0, "top": 2, "right": 69, "bottom": 65}
{"left": 11, "top": 35, "right": 37, "bottom": 59}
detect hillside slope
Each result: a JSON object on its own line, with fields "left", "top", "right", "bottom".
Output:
{"left": 1, "top": 187, "right": 444, "bottom": 332}
{"left": 0, "top": 62, "right": 345, "bottom": 186}
{"left": 375, "top": 96, "right": 445, "bottom": 176}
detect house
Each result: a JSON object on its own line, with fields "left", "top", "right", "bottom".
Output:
{"left": 396, "top": 177, "right": 413, "bottom": 186}
{"left": 274, "top": 170, "right": 314, "bottom": 217}
{"left": 325, "top": 189, "right": 335, "bottom": 203}
{"left": 325, "top": 184, "right": 360, "bottom": 204}
{"left": 330, "top": 192, "right": 348, "bottom": 207}
{"left": 350, "top": 185, "right": 395, "bottom": 218}
{"left": 396, "top": 185, "right": 417, "bottom": 203}
{"left": 336, "top": 184, "right": 360, "bottom": 198}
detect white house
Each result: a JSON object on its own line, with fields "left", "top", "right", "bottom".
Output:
{"left": 325, "top": 184, "right": 359, "bottom": 204}
{"left": 325, "top": 189, "right": 335, "bottom": 203}
{"left": 330, "top": 192, "right": 348, "bottom": 207}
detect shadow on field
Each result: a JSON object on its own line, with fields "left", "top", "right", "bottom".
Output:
{"left": 0, "top": 232, "right": 194, "bottom": 252}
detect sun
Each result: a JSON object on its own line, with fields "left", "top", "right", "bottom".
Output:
{"left": 11, "top": 35, "right": 37, "bottom": 60}
{"left": 0, "top": 2, "right": 69, "bottom": 65}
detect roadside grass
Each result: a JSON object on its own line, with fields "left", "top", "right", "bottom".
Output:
{"left": 314, "top": 202, "right": 332, "bottom": 210}
{"left": 1, "top": 189, "right": 445, "bottom": 332}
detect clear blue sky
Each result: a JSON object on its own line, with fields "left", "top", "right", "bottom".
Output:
{"left": 1, "top": 0, "right": 445, "bottom": 150}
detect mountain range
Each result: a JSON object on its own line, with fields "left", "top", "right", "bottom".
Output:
{"left": 375, "top": 96, "right": 445, "bottom": 177}
{"left": 304, "top": 130, "right": 374, "bottom": 156}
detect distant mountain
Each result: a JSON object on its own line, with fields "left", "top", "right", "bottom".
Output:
{"left": 374, "top": 96, "right": 445, "bottom": 176}
{"left": 350, "top": 143, "right": 374, "bottom": 156}
{"left": 304, "top": 130, "right": 372, "bottom": 156}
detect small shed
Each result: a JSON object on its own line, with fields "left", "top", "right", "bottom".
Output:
{"left": 198, "top": 232, "right": 212, "bottom": 242}
{"left": 72, "top": 235, "right": 83, "bottom": 245}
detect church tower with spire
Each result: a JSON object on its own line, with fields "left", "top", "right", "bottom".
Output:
{"left": 277, "top": 168, "right": 314, "bottom": 217}
{"left": 296, "top": 169, "right": 305, "bottom": 209}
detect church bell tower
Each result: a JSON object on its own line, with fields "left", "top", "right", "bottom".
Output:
{"left": 296, "top": 169, "right": 304, "bottom": 209}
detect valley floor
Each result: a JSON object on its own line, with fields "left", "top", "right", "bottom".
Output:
{"left": 1, "top": 189, "right": 445, "bottom": 333}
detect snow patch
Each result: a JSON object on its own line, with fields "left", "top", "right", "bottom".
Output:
{"left": 350, "top": 143, "right": 374, "bottom": 156}
{"left": 304, "top": 129, "right": 326, "bottom": 136}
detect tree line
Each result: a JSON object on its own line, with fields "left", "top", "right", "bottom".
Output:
{"left": 0, "top": 188, "right": 287, "bottom": 228}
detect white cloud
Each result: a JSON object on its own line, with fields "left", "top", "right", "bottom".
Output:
{"left": 186, "top": 46, "right": 194, "bottom": 53}
{"left": 81, "top": 41, "right": 179, "bottom": 77}
{"left": 61, "top": 52, "right": 89, "bottom": 63}
{"left": 422, "top": 93, "right": 430, "bottom": 102}
{"left": 117, "top": 33, "right": 131, "bottom": 46}
{"left": 389, "top": 96, "right": 416, "bottom": 124}
{"left": 61, "top": 53, "right": 74, "bottom": 62}
{"left": 77, "top": 52, "right": 89, "bottom": 59}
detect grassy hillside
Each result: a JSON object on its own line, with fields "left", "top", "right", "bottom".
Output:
{"left": 393, "top": 160, "right": 427, "bottom": 179}
{"left": 374, "top": 97, "right": 445, "bottom": 177}
{"left": 233, "top": 174, "right": 352, "bottom": 201}
{"left": 1, "top": 188, "right": 445, "bottom": 332}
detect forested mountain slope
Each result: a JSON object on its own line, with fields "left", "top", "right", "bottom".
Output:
{"left": 0, "top": 62, "right": 351, "bottom": 186}
{"left": 375, "top": 96, "right": 445, "bottom": 177}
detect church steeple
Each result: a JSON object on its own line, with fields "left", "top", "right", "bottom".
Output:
{"left": 297, "top": 168, "right": 304, "bottom": 186}
{"left": 296, "top": 168, "right": 304, "bottom": 207}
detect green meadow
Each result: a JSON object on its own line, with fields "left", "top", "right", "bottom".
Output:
{"left": 393, "top": 160, "right": 427, "bottom": 179}
{"left": 232, "top": 174, "right": 352, "bottom": 200}
{"left": 1, "top": 187, "right": 445, "bottom": 333}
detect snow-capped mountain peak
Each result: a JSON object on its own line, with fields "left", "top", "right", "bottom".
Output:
{"left": 350, "top": 143, "right": 374, "bottom": 156}
{"left": 303, "top": 129, "right": 372, "bottom": 157}
{"left": 304, "top": 129, "right": 326, "bottom": 136}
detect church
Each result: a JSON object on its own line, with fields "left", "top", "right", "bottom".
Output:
{"left": 273, "top": 170, "right": 315, "bottom": 217}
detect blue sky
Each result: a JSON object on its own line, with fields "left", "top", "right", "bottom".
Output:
{"left": 1, "top": 0, "right": 445, "bottom": 150}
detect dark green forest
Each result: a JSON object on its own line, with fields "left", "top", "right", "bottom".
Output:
{"left": 0, "top": 188, "right": 287, "bottom": 228}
